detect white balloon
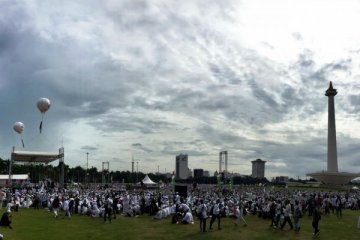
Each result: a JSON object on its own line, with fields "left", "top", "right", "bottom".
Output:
{"left": 37, "top": 98, "right": 51, "bottom": 113}
{"left": 13, "top": 122, "right": 25, "bottom": 134}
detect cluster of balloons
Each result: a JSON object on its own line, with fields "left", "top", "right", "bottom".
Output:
{"left": 13, "top": 98, "right": 51, "bottom": 148}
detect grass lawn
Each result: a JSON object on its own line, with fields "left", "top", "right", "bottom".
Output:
{"left": 1, "top": 208, "right": 359, "bottom": 240}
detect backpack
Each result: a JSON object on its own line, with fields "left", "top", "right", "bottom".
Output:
{"left": 210, "top": 205, "right": 214, "bottom": 215}
{"left": 196, "top": 205, "right": 202, "bottom": 219}
{"left": 295, "top": 208, "right": 302, "bottom": 218}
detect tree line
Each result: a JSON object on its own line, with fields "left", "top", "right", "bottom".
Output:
{"left": 0, "top": 159, "right": 269, "bottom": 185}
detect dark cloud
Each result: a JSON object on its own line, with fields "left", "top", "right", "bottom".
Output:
{"left": 346, "top": 95, "right": 360, "bottom": 113}
{"left": 81, "top": 145, "right": 99, "bottom": 151}
{"left": 131, "top": 143, "right": 153, "bottom": 153}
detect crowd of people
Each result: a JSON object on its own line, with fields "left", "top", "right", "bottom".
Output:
{"left": 1, "top": 180, "right": 360, "bottom": 238}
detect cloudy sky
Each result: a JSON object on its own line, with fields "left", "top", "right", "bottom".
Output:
{"left": 1, "top": 0, "right": 360, "bottom": 178}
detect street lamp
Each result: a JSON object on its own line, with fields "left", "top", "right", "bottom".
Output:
{"left": 136, "top": 161, "right": 139, "bottom": 182}
{"left": 86, "top": 152, "right": 89, "bottom": 171}
{"left": 86, "top": 152, "right": 89, "bottom": 185}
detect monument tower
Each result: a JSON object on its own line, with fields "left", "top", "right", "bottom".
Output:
{"left": 326, "top": 81, "right": 338, "bottom": 172}
{"left": 307, "top": 82, "right": 360, "bottom": 184}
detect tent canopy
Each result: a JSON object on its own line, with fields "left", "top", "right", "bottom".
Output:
{"left": 11, "top": 150, "right": 64, "bottom": 164}
{"left": 142, "top": 175, "right": 157, "bottom": 185}
{"left": 0, "top": 174, "right": 29, "bottom": 180}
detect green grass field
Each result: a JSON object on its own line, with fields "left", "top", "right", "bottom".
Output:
{"left": 1, "top": 208, "right": 359, "bottom": 240}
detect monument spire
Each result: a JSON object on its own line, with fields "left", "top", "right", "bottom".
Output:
{"left": 307, "top": 82, "right": 360, "bottom": 184}
{"left": 326, "top": 81, "right": 338, "bottom": 172}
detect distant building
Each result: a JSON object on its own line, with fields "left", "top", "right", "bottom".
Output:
{"left": 194, "top": 169, "right": 204, "bottom": 178}
{"left": 274, "top": 176, "right": 289, "bottom": 183}
{"left": 251, "top": 159, "right": 266, "bottom": 178}
{"left": 203, "top": 171, "right": 210, "bottom": 177}
{"left": 176, "top": 154, "right": 190, "bottom": 179}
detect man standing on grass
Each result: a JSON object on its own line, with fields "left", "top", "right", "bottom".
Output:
{"left": 280, "top": 200, "right": 293, "bottom": 230}
{"left": 335, "top": 195, "right": 342, "bottom": 218}
{"left": 63, "top": 197, "right": 71, "bottom": 219}
{"left": 104, "top": 195, "right": 113, "bottom": 223}
{"left": 293, "top": 200, "right": 302, "bottom": 232}
{"left": 209, "top": 199, "right": 221, "bottom": 230}
{"left": 52, "top": 196, "right": 60, "bottom": 218}
{"left": 312, "top": 202, "right": 321, "bottom": 237}
{"left": 198, "top": 199, "right": 207, "bottom": 233}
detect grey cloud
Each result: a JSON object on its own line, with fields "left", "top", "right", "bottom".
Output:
{"left": 249, "top": 80, "right": 279, "bottom": 109}
{"left": 292, "top": 32, "right": 303, "bottom": 41}
{"left": 346, "top": 95, "right": 360, "bottom": 113}
{"left": 208, "top": 63, "right": 242, "bottom": 85}
{"left": 132, "top": 143, "right": 142, "bottom": 147}
{"left": 91, "top": 112, "right": 176, "bottom": 134}
{"left": 81, "top": 145, "right": 99, "bottom": 151}
{"left": 131, "top": 143, "right": 153, "bottom": 153}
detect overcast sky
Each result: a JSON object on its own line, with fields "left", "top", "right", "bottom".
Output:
{"left": 1, "top": 0, "right": 360, "bottom": 179}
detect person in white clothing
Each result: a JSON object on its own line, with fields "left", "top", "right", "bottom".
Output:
{"left": 181, "top": 211, "right": 193, "bottom": 224}
{"left": 209, "top": 199, "right": 221, "bottom": 230}
{"left": 0, "top": 190, "right": 5, "bottom": 210}
{"left": 198, "top": 199, "right": 207, "bottom": 233}
{"left": 63, "top": 198, "right": 71, "bottom": 219}
{"left": 280, "top": 200, "right": 293, "bottom": 230}
{"left": 234, "top": 204, "right": 248, "bottom": 227}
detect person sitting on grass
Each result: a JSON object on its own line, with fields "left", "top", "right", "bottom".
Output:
{"left": 0, "top": 212, "right": 13, "bottom": 229}
{"left": 181, "top": 210, "right": 194, "bottom": 224}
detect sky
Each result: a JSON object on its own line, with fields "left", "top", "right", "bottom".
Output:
{"left": 1, "top": 0, "right": 360, "bottom": 179}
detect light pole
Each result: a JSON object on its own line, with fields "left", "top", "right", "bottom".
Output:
{"left": 86, "top": 152, "right": 89, "bottom": 170}
{"left": 86, "top": 152, "right": 89, "bottom": 184}
{"left": 136, "top": 161, "right": 139, "bottom": 182}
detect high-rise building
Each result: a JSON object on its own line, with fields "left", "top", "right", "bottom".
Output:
{"left": 176, "top": 154, "right": 189, "bottom": 179}
{"left": 251, "top": 159, "right": 266, "bottom": 178}
{"left": 219, "top": 151, "right": 228, "bottom": 173}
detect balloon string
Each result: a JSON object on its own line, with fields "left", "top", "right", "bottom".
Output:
{"left": 21, "top": 136, "right": 25, "bottom": 148}
{"left": 39, "top": 114, "right": 44, "bottom": 133}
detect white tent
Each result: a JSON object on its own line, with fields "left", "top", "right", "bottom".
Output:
{"left": 142, "top": 175, "right": 157, "bottom": 185}
{"left": 0, "top": 174, "right": 29, "bottom": 186}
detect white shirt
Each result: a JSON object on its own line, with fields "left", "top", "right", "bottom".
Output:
{"left": 63, "top": 200, "right": 69, "bottom": 210}
{"left": 182, "top": 212, "right": 193, "bottom": 223}
{"left": 213, "top": 203, "right": 220, "bottom": 215}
